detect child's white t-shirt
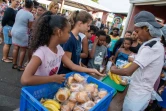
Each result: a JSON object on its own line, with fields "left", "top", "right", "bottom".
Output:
{"left": 33, "top": 45, "right": 64, "bottom": 76}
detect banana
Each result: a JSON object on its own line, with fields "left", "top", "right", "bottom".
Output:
{"left": 44, "top": 99, "right": 61, "bottom": 110}
{"left": 43, "top": 102, "right": 59, "bottom": 111}
{"left": 116, "top": 75, "right": 122, "bottom": 82}
{"left": 112, "top": 74, "right": 120, "bottom": 84}
{"left": 123, "top": 62, "right": 132, "bottom": 68}
{"left": 109, "top": 72, "right": 113, "bottom": 80}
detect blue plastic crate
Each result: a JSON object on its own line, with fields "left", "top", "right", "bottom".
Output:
{"left": 20, "top": 72, "right": 116, "bottom": 111}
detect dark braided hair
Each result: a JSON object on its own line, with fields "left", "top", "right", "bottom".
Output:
{"left": 30, "top": 14, "right": 69, "bottom": 52}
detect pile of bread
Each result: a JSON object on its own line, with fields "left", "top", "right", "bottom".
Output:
{"left": 55, "top": 73, "right": 108, "bottom": 111}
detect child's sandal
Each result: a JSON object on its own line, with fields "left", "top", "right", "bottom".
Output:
{"left": 12, "top": 64, "right": 17, "bottom": 69}
{"left": 17, "top": 66, "right": 25, "bottom": 71}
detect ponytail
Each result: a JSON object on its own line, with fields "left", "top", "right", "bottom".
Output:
{"left": 31, "top": 14, "right": 69, "bottom": 52}
{"left": 31, "top": 15, "right": 52, "bottom": 52}
{"left": 68, "top": 10, "right": 93, "bottom": 30}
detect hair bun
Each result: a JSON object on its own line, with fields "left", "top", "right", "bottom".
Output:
{"left": 25, "top": 0, "right": 32, "bottom": 3}
{"left": 76, "top": 10, "right": 79, "bottom": 14}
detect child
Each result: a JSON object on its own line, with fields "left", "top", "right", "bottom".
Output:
{"left": 111, "top": 11, "right": 164, "bottom": 111}
{"left": 104, "top": 35, "right": 111, "bottom": 48}
{"left": 81, "top": 25, "right": 98, "bottom": 66}
{"left": 58, "top": 10, "right": 93, "bottom": 74}
{"left": 112, "top": 30, "right": 132, "bottom": 57}
{"left": 87, "top": 25, "right": 97, "bottom": 45}
{"left": 21, "top": 15, "right": 104, "bottom": 85}
{"left": 103, "top": 27, "right": 109, "bottom": 35}
{"left": 104, "top": 35, "right": 111, "bottom": 64}
{"left": 113, "top": 38, "right": 132, "bottom": 66}
{"left": 90, "top": 25, "right": 98, "bottom": 43}
{"left": 24, "top": 11, "right": 53, "bottom": 67}
{"left": 88, "top": 30, "right": 107, "bottom": 73}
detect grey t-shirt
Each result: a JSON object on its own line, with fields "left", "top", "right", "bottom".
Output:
{"left": 88, "top": 44, "right": 107, "bottom": 70}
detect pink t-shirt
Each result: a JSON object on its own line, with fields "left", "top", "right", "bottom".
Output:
{"left": 33, "top": 45, "right": 64, "bottom": 76}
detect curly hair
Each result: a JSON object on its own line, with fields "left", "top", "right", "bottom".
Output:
{"left": 30, "top": 14, "right": 69, "bottom": 52}
{"left": 89, "top": 25, "right": 97, "bottom": 34}
{"left": 96, "top": 30, "right": 106, "bottom": 37}
{"left": 124, "top": 38, "right": 133, "bottom": 45}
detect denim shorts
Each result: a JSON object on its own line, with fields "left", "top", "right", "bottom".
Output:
{"left": 3, "top": 25, "right": 12, "bottom": 45}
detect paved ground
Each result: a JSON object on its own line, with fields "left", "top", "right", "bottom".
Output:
{"left": 0, "top": 43, "right": 22, "bottom": 111}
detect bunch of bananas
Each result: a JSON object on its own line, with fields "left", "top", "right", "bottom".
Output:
{"left": 123, "top": 62, "right": 132, "bottom": 69}
{"left": 109, "top": 62, "right": 132, "bottom": 85}
{"left": 109, "top": 72, "right": 123, "bottom": 85}
{"left": 42, "top": 99, "right": 61, "bottom": 111}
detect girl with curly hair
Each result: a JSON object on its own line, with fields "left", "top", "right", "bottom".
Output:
{"left": 21, "top": 15, "right": 104, "bottom": 85}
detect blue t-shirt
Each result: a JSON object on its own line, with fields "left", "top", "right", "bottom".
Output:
{"left": 58, "top": 32, "right": 81, "bottom": 74}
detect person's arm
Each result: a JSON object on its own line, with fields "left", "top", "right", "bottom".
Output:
{"left": 112, "top": 38, "right": 123, "bottom": 55}
{"left": 163, "top": 66, "right": 166, "bottom": 70}
{"left": 111, "top": 62, "right": 139, "bottom": 76}
{"left": 28, "top": 13, "right": 34, "bottom": 29}
{"left": 28, "top": 21, "right": 33, "bottom": 29}
{"left": 21, "top": 56, "right": 66, "bottom": 85}
{"left": 62, "top": 36, "right": 73, "bottom": 67}
{"left": 111, "top": 46, "right": 159, "bottom": 76}
{"left": 128, "top": 57, "right": 134, "bottom": 62}
{"left": 80, "top": 37, "right": 88, "bottom": 58}
{"left": 102, "top": 48, "right": 107, "bottom": 66}
{"left": 62, "top": 54, "right": 105, "bottom": 76}
{"left": 2, "top": 8, "right": 10, "bottom": 27}
{"left": 89, "top": 37, "right": 98, "bottom": 58}
{"left": 113, "top": 49, "right": 120, "bottom": 63}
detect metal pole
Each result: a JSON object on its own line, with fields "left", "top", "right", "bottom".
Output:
{"left": 60, "top": 0, "right": 65, "bottom": 13}
{"left": 121, "top": 3, "right": 134, "bottom": 38}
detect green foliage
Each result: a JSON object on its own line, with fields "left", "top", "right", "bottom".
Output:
{"left": 91, "top": 0, "right": 98, "bottom": 3}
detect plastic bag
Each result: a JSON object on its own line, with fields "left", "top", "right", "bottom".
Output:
{"left": 81, "top": 101, "right": 95, "bottom": 111}
{"left": 98, "top": 89, "right": 108, "bottom": 99}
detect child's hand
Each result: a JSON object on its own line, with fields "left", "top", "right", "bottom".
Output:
{"left": 52, "top": 74, "right": 66, "bottom": 84}
{"left": 109, "top": 56, "right": 114, "bottom": 62}
{"left": 90, "top": 69, "right": 106, "bottom": 77}
{"left": 111, "top": 65, "right": 118, "bottom": 72}
{"left": 94, "top": 37, "right": 98, "bottom": 45}
{"left": 158, "top": 85, "right": 165, "bottom": 95}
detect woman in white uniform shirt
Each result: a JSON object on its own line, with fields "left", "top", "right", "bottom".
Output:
{"left": 111, "top": 11, "right": 164, "bottom": 111}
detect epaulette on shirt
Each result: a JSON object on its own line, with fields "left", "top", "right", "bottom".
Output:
{"left": 145, "top": 41, "right": 157, "bottom": 48}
